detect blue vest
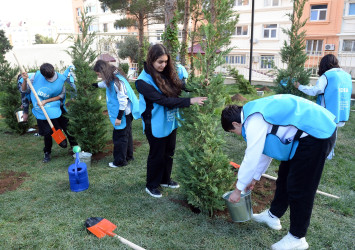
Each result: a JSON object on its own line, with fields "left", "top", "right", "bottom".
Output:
{"left": 137, "top": 70, "right": 179, "bottom": 138}
{"left": 316, "top": 70, "right": 352, "bottom": 123}
{"left": 31, "top": 71, "right": 66, "bottom": 120}
{"left": 177, "top": 64, "right": 188, "bottom": 80}
{"left": 242, "top": 94, "right": 336, "bottom": 161}
{"left": 106, "top": 74, "right": 140, "bottom": 129}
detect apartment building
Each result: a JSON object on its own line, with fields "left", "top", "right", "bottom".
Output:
{"left": 302, "top": 0, "right": 355, "bottom": 77}
{"left": 219, "top": 0, "right": 294, "bottom": 82}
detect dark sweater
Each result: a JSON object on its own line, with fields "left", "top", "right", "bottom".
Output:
{"left": 135, "top": 65, "right": 191, "bottom": 125}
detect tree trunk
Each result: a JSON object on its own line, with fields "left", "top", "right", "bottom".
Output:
{"left": 164, "top": 0, "right": 177, "bottom": 54}
{"left": 138, "top": 11, "right": 144, "bottom": 74}
{"left": 180, "top": 0, "right": 190, "bottom": 66}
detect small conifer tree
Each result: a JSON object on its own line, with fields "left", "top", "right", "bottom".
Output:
{"left": 275, "top": 0, "right": 310, "bottom": 96}
{"left": 66, "top": 13, "right": 107, "bottom": 153}
{"left": 177, "top": 0, "right": 238, "bottom": 215}
{"left": 0, "top": 31, "right": 33, "bottom": 134}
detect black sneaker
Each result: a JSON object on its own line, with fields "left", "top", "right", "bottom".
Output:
{"left": 145, "top": 187, "right": 162, "bottom": 198}
{"left": 43, "top": 152, "right": 51, "bottom": 163}
{"left": 161, "top": 180, "right": 180, "bottom": 189}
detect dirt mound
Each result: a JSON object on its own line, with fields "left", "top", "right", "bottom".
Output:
{"left": 231, "top": 93, "right": 247, "bottom": 102}
{"left": 258, "top": 86, "right": 272, "bottom": 92}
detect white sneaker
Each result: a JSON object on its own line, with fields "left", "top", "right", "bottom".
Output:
{"left": 271, "top": 232, "right": 309, "bottom": 250}
{"left": 252, "top": 209, "right": 282, "bottom": 230}
{"left": 108, "top": 162, "right": 118, "bottom": 168}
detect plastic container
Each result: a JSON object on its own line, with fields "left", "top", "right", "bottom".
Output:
{"left": 68, "top": 152, "right": 89, "bottom": 192}
{"left": 73, "top": 151, "right": 92, "bottom": 169}
{"left": 222, "top": 190, "right": 253, "bottom": 222}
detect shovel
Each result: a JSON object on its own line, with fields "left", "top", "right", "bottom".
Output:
{"left": 85, "top": 217, "right": 146, "bottom": 250}
{"left": 13, "top": 53, "right": 67, "bottom": 148}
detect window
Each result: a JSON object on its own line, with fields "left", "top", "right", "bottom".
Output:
{"left": 310, "top": 5, "right": 327, "bottom": 21}
{"left": 306, "top": 40, "right": 323, "bottom": 55}
{"left": 349, "top": 3, "right": 355, "bottom": 15}
{"left": 342, "top": 40, "right": 355, "bottom": 52}
{"left": 102, "top": 4, "right": 108, "bottom": 13}
{"left": 156, "top": 30, "right": 163, "bottom": 41}
{"left": 234, "top": 0, "right": 249, "bottom": 6}
{"left": 86, "top": 6, "right": 96, "bottom": 13}
{"left": 115, "top": 25, "right": 124, "bottom": 31}
{"left": 264, "top": 0, "right": 279, "bottom": 7}
{"left": 104, "top": 43, "right": 109, "bottom": 52}
{"left": 103, "top": 23, "right": 108, "bottom": 32}
{"left": 236, "top": 55, "right": 246, "bottom": 64}
{"left": 235, "top": 26, "right": 248, "bottom": 36}
{"left": 260, "top": 55, "right": 274, "bottom": 69}
{"left": 178, "top": 30, "right": 182, "bottom": 38}
{"left": 263, "top": 24, "right": 277, "bottom": 38}
{"left": 88, "top": 25, "right": 98, "bottom": 32}
{"left": 225, "top": 55, "right": 246, "bottom": 64}
{"left": 76, "top": 8, "right": 81, "bottom": 17}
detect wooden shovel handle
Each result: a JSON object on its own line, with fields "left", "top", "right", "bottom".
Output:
{"left": 12, "top": 52, "right": 54, "bottom": 129}
{"left": 113, "top": 234, "right": 146, "bottom": 250}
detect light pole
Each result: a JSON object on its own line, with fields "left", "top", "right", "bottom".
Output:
{"left": 248, "top": 0, "right": 255, "bottom": 84}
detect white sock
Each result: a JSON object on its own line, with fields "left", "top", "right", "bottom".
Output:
{"left": 289, "top": 232, "right": 300, "bottom": 239}
{"left": 268, "top": 210, "right": 278, "bottom": 219}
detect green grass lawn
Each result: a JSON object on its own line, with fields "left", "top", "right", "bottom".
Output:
{"left": 0, "top": 101, "right": 354, "bottom": 249}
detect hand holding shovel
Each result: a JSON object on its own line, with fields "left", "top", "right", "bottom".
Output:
{"left": 13, "top": 53, "right": 67, "bottom": 148}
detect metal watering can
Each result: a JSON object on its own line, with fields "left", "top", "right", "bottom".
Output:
{"left": 68, "top": 146, "right": 89, "bottom": 192}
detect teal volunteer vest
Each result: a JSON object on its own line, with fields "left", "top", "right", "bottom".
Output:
{"left": 31, "top": 71, "right": 66, "bottom": 120}
{"left": 316, "top": 69, "right": 352, "bottom": 123}
{"left": 106, "top": 74, "right": 140, "bottom": 130}
{"left": 137, "top": 70, "right": 179, "bottom": 138}
{"left": 242, "top": 94, "right": 336, "bottom": 161}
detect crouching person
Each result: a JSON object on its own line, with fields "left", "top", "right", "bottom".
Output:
{"left": 221, "top": 94, "right": 336, "bottom": 250}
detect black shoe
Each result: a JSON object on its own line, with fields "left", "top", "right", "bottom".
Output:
{"left": 145, "top": 187, "right": 162, "bottom": 198}
{"left": 43, "top": 152, "right": 51, "bottom": 163}
{"left": 161, "top": 180, "right": 180, "bottom": 189}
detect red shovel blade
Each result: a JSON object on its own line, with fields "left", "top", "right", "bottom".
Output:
{"left": 87, "top": 218, "right": 117, "bottom": 239}
{"left": 51, "top": 128, "right": 67, "bottom": 148}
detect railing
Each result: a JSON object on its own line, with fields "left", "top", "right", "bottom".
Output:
{"left": 216, "top": 52, "right": 355, "bottom": 82}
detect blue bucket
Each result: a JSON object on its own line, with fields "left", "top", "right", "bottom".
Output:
{"left": 68, "top": 152, "right": 89, "bottom": 192}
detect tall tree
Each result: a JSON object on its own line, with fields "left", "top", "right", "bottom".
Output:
{"left": 180, "top": 0, "right": 190, "bottom": 66}
{"left": 0, "top": 31, "right": 33, "bottom": 133}
{"left": 164, "top": 0, "right": 178, "bottom": 54}
{"left": 66, "top": 13, "right": 107, "bottom": 154}
{"left": 275, "top": 0, "right": 310, "bottom": 97}
{"left": 177, "top": 0, "right": 238, "bottom": 215}
{"left": 98, "top": 0, "right": 165, "bottom": 73}
{"left": 0, "top": 30, "right": 12, "bottom": 62}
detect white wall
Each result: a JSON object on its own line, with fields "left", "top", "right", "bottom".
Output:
{"left": 5, "top": 43, "right": 74, "bottom": 69}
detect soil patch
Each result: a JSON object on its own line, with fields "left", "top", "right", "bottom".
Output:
{"left": 0, "top": 170, "right": 29, "bottom": 194}
{"left": 92, "top": 140, "right": 143, "bottom": 161}
{"left": 170, "top": 176, "right": 276, "bottom": 220}
{"left": 231, "top": 93, "right": 247, "bottom": 102}
{"left": 258, "top": 86, "right": 272, "bottom": 92}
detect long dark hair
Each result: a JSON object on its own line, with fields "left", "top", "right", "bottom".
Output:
{"left": 93, "top": 60, "right": 127, "bottom": 90}
{"left": 318, "top": 54, "right": 340, "bottom": 76}
{"left": 146, "top": 44, "right": 182, "bottom": 97}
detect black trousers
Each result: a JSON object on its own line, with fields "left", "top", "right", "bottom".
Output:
{"left": 144, "top": 124, "right": 177, "bottom": 189}
{"left": 269, "top": 130, "right": 336, "bottom": 238}
{"left": 40, "top": 111, "right": 76, "bottom": 154}
{"left": 113, "top": 114, "right": 133, "bottom": 166}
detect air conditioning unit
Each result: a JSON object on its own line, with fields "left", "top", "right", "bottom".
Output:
{"left": 325, "top": 44, "right": 335, "bottom": 51}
